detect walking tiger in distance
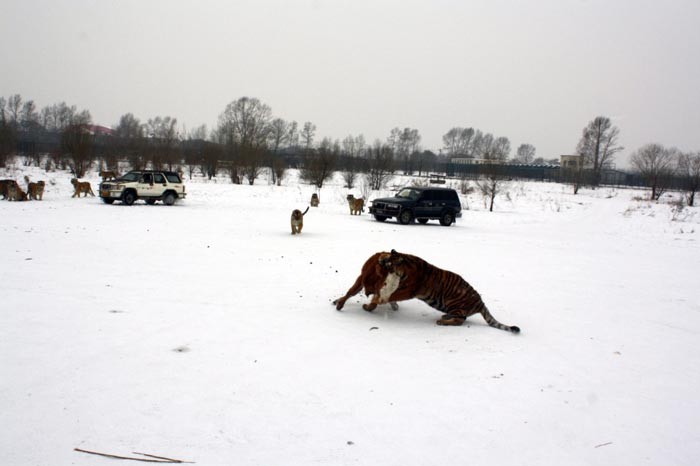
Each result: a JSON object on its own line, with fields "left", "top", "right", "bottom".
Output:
{"left": 335, "top": 249, "right": 520, "bottom": 333}
{"left": 346, "top": 194, "right": 364, "bottom": 215}
{"left": 71, "top": 178, "right": 95, "bottom": 197}
{"left": 24, "top": 176, "right": 45, "bottom": 200}
{"left": 27, "top": 180, "right": 45, "bottom": 200}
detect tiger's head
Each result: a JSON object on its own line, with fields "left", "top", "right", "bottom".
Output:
{"left": 376, "top": 249, "right": 409, "bottom": 278}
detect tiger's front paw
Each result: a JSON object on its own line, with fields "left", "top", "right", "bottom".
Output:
{"left": 362, "top": 303, "right": 378, "bottom": 312}
{"left": 334, "top": 298, "right": 346, "bottom": 311}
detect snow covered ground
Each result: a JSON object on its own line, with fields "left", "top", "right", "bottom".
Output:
{"left": 1, "top": 164, "right": 699, "bottom": 466}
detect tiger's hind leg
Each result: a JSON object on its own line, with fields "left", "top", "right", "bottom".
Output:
{"left": 436, "top": 314, "right": 467, "bottom": 326}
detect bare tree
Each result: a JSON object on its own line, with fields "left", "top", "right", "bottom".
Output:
{"left": 21, "top": 100, "right": 40, "bottom": 133}
{"left": 476, "top": 176, "right": 502, "bottom": 212}
{"left": 677, "top": 151, "right": 700, "bottom": 206}
{"left": 389, "top": 127, "right": 421, "bottom": 174}
{"left": 145, "top": 116, "right": 179, "bottom": 170}
{"left": 489, "top": 136, "right": 511, "bottom": 161}
{"left": 6, "top": 94, "right": 22, "bottom": 128}
{"left": 576, "top": 116, "right": 623, "bottom": 185}
{"left": 241, "top": 146, "right": 267, "bottom": 185}
{"left": 217, "top": 97, "right": 272, "bottom": 184}
{"left": 115, "top": 113, "right": 145, "bottom": 170}
{"left": 287, "top": 121, "right": 299, "bottom": 149}
{"left": 268, "top": 118, "right": 288, "bottom": 153}
{"left": 300, "top": 137, "right": 337, "bottom": 188}
{"left": 183, "top": 125, "right": 207, "bottom": 179}
{"left": 515, "top": 143, "right": 536, "bottom": 164}
{"left": 201, "top": 138, "right": 222, "bottom": 180}
{"left": 365, "top": 141, "right": 394, "bottom": 190}
{"left": 341, "top": 134, "right": 366, "bottom": 188}
{"left": 0, "top": 97, "right": 16, "bottom": 167}
{"left": 442, "top": 127, "right": 476, "bottom": 157}
{"left": 473, "top": 132, "right": 493, "bottom": 158}
{"left": 272, "top": 155, "right": 287, "bottom": 186}
{"left": 630, "top": 143, "right": 677, "bottom": 200}
{"left": 62, "top": 110, "right": 94, "bottom": 178}
{"left": 411, "top": 150, "right": 436, "bottom": 176}
{"left": 301, "top": 121, "right": 316, "bottom": 149}
{"left": 267, "top": 118, "right": 290, "bottom": 184}
{"left": 218, "top": 97, "right": 272, "bottom": 148}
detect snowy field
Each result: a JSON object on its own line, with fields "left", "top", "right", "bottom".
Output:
{"left": 1, "top": 164, "right": 699, "bottom": 466}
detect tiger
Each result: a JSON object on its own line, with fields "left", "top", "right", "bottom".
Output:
{"left": 290, "top": 206, "right": 310, "bottom": 234}
{"left": 0, "top": 179, "right": 17, "bottom": 200}
{"left": 99, "top": 170, "right": 118, "bottom": 180}
{"left": 333, "top": 251, "right": 400, "bottom": 312}
{"left": 310, "top": 193, "right": 320, "bottom": 207}
{"left": 338, "top": 249, "right": 520, "bottom": 333}
{"left": 346, "top": 194, "right": 365, "bottom": 215}
{"left": 27, "top": 180, "right": 46, "bottom": 200}
{"left": 71, "top": 178, "right": 95, "bottom": 197}
{"left": 6, "top": 181, "right": 27, "bottom": 201}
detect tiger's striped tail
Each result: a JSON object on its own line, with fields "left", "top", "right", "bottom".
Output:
{"left": 481, "top": 305, "right": 520, "bottom": 334}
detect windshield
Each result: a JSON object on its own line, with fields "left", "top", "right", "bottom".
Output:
{"left": 120, "top": 172, "right": 141, "bottom": 182}
{"left": 396, "top": 188, "right": 421, "bottom": 200}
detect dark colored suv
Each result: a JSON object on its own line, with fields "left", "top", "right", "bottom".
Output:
{"left": 369, "top": 186, "right": 462, "bottom": 226}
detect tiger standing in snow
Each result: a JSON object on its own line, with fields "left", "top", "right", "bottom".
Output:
{"left": 290, "top": 206, "right": 309, "bottom": 234}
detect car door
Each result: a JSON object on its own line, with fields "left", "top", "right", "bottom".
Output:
{"left": 153, "top": 173, "right": 167, "bottom": 196}
{"left": 137, "top": 173, "right": 156, "bottom": 197}
{"left": 415, "top": 190, "right": 437, "bottom": 218}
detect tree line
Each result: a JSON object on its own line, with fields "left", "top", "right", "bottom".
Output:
{"left": 1, "top": 93, "right": 698, "bottom": 204}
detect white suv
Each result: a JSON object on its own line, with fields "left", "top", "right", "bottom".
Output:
{"left": 99, "top": 170, "right": 187, "bottom": 205}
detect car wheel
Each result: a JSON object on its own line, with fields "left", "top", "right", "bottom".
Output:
{"left": 398, "top": 209, "right": 414, "bottom": 225}
{"left": 439, "top": 211, "right": 454, "bottom": 226}
{"left": 417, "top": 218, "right": 429, "bottom": 224}
{"left": 163, "top": 192, "right": 176, "bottom": 206}
{"left": 145, "top": 199, "right": 156, "bottom": 205}
{"left": 122, "top": 190, "right": 136, "bottom": 206}
{"left": 101, "top": 198, "right": 114, "bottom": 204}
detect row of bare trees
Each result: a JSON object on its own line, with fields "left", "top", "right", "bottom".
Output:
{"left": 630, "top": 144, "right": 700, "bottom": 205}
{"left": 3, "top": 93, "right": 699, "bottom": 204}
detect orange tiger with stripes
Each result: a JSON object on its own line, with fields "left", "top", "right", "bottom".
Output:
{"left": 336, "top": 249, "right": 520, "bottom": 333}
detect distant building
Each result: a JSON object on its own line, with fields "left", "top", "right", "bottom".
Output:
{"left": 83, "top": 125, "right": 114, "bottom": 136}
{"left": 560, "top": 154, "right": 615, "bottom": 170}
{"left": 560, "top": 154, "right": 586, "bottom": 169}
{"left": 451, "top": 156, "right": 505, "bottom": 165}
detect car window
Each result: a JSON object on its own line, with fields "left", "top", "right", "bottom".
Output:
{"left": 433, "top": 190, "right": 457, "bottom": 201}
{"left": 422, "top": 191, "right": 434, "bottom": 201}
{"left": 397, "top": 188, "right": 420, "bottom": 200}
{"left": 165, "top": 173, "right": 182, "bottom": 183}
{"left": 121, "top": 172, "right": 140, "bottom": 182}
{"left": 142, "top": 174, "right": 153, "bottom": 184}
{"left": 153, "top": 173, "right": 165, "bottom": 184}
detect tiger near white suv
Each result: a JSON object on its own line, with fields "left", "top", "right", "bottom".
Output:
{"left": 99, "top": 170, "right": 187, "bottom": 205}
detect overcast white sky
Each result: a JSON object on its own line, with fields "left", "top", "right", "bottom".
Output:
{"left": 2, "top": 0, "right": 699, "bottom": 166}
